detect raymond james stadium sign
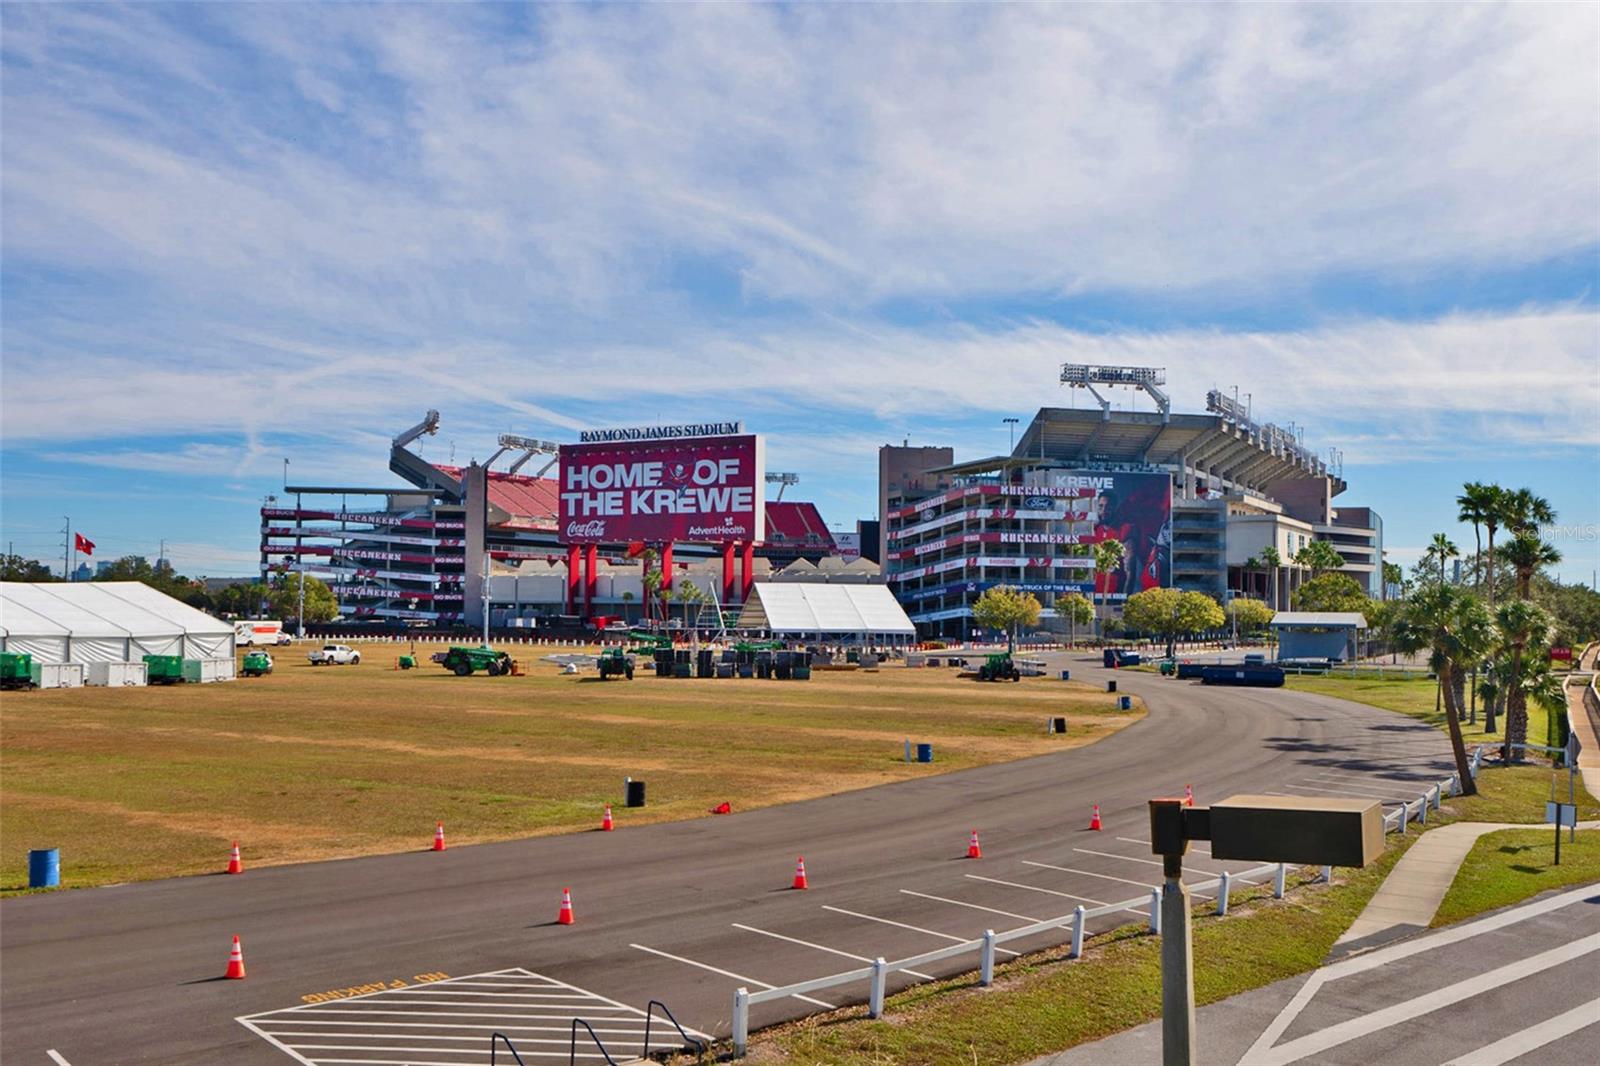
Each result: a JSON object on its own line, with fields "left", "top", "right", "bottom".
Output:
{"left": 578, "top": 421, "right": 744, "bottom": 443}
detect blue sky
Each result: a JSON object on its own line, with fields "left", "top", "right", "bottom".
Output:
{"left": 2, "top": 3, "right": 1597, "bottom": 582}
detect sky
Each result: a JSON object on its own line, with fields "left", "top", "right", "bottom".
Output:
{"left": 2, "top": 3, "right": 1597, "bottom": 583}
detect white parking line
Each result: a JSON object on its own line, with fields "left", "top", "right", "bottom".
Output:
{"left": 899, "top": 889, "right": 1039, "bottom": 922}
{"left": 732, "top": 923, "right": 935, "bottom": 980}
{"left": 1074, "top": 847, "right": 1168, "bottom": 868}
{"left": 1284, "top": 782, "right": 1405, "bottom": 800}
{"left": 630, "top": 944, "right": 836, "bottom": 1009}
{"left": 47, "top": 1054, "right": 72, "bottom": 1066}
{"left": 965, "top": 874, "right": 1106, "bottom": 906}
{"left": 820, "top": 904, "right": 1022, "bottom": 957}
{"left": 1441, "top": 995, "right": 1600, "bottom": 1066}
{"left": 1118, "top": 835, "right": 1214, "bottom": 856}
{"left": 1023, "top": 859, "right": 1157, "bottom": 891}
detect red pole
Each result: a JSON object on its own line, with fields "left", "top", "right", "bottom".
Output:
{"left": 722, "top": 541, "right": 736, "bottom": 605}
{"left": 740, "top": 540, "right": 755, "bottom": 602}
{"left": 566, "top": 544, "right": 580, "bottom": 614}
{"left": 583, "top": 544, "right": 598, "bottom": 619}
{"left": 661, "top": 542, "right": 674, "bottom": 591}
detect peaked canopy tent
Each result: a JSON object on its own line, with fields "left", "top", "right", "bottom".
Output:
{"left": 0, "top": 582, "right": 235, "bottom": 663}
{"left": 735, "top": 582, "right": 916, "bottom": 644}
{"left": 1270, "top": 611, "right": 1367, "bottom": 663}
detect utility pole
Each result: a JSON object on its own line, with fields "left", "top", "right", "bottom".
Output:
{"left": 62, "top": 516, "right": 71, "bottom": 579}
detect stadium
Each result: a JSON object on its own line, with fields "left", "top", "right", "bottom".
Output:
{"left": 882, "top": 365, "right": 1385, "bottom": 638}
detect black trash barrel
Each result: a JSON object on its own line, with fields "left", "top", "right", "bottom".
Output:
{"left": 1107, "top": 679, "right": 1117, "bottom": 693}
{"left": 625, "top": 779, "right": 646, "bottom": 808}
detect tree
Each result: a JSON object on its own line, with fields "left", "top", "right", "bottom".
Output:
{"left": 1228, "top": 597, "right": 1275, "bottom": 635}
{"left": 671, "top": 581, "right": 709, "bottom": 629}
{"left": 1123, "top": 588, "right": 1225, "bottom": 658}
{"left": 1500, "top": 488, "right": 1555, "bottom": 537}
{"left": 1092, "top": 539, "right": 1125, "bottom": 638}
{"left": 1457, "top": 482, "right": 1498, "bottom": 595}
{"left": 1477, "top": 484, "right": 1507, "bottom": 608}
{"left": 1493, "top": 598, "right": 1553, "bottom": 761}
{"left": 1291, "top": 572, "right": 1374, "bottom": 620}
{"left": 1391, "top": 585, "right": 1496, "bottom": 795}
{"left": 1057, "top": 591, "right": 1093, "bottom": 647}
{"left": 1423, "top": 533, "right": 1459, "bottom": 586}
{"left": 1, "top": 554, "right": 59, "bottom": 582}
{"left": 971, "top": 585, "right": 1041, "bottom": 651}
{"left": 1499, "top": 531, "right": 1561, "bottom": 602}
{"left": 213, "top": 582, "right": 270, "bottom": 618}
{"left": 1261, "top": 546, "right": 1283, "bottom": 611}
{"left": 1382, "top": 560, "right": 1405, "bottom": 600}
{"left": 1294, "top": 540, "right": 1347, "bottom": 578}
{"left": 267, "top": 572, "right": 339, "bottom": 624}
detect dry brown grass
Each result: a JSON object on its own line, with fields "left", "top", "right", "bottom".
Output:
{"left": 1, "top": 643, "right": 1141, "bottom": 891}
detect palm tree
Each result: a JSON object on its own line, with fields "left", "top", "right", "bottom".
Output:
{"left": 1261, "top": 546, "right": 1282, "bottom": 611}
{"left": 1498, "top": 531, "right": 1561, "bottom": 602}
{"left": 1478, "top": 484, "right": 1507, "bottom": 607}
{"left": 1500, "top": 488, "right": 1555, "bottom": 537}
{"left": 1391, "top": 584, "right": 1495, "bottom": 795}
{"left": 1242, "top": 555, "right": 1261, "bottom": 600}
{"left": 1092, "top": 539, "right": 1126, "bottom": 640}
{"left": 1456, "top": 482, "right": 1497, "bottom": 594}
{"left": 1492, "top": 599, "right": 1553, "bottom": 763}
{"left": 1427, "top": 533, "right": 1459, "bottom": 586}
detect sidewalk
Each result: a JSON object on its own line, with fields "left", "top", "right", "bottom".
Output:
{"left": 1565, "top": 672, "right": 1600, "bottom": 802}
{"left": 1330, "top": 819, "right": 1598, "bottom": 957}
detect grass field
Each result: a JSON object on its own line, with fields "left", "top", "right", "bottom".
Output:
{"left": 1433, "top": 826, "right": 1600, "bottom": 927}
{"left": 0, "top": 644, "right": 1142, "bottom": 892}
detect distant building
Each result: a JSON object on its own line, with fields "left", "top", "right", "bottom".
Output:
{"left": 71, "top": 562, "right": 93, "bottom": 582}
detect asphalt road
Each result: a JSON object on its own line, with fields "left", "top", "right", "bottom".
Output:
{"left": 1, "top": 654, "right": 1457, "bottom": 1065}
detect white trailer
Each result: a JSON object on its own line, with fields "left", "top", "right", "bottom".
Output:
{"left": 85, "top": 661, "right": 149, "bottom": 687}
{"left": 234, "top": 619, "right": 289, "bottom": 646}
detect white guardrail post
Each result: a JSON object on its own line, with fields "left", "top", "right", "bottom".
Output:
{"left": 1418, "top": 795, "right": 1427, "bottom": 825}
{"left": 981, "top": 930, "right": 996, "bottom": 985}
{"left": 1216, "top": 870, "right": 1231, "bottom": 916}
{"left": 1071, "top": 905, "right": 1086, "bottom": 958}
{"left": 868, "top": 957, "right": 887, "bottom": 1018}
{"left": 732, "top": 987, "right": 749, "bottom": 1057}
{"left": 1321, "top": 865, "right": 1333, "bottom": 883}
{"left": 1274, "top": 862, "right": 1287, "bottom": 899}
{"left": 1149, "top": 888, "right": 1162, "bottom": 934}
{"left": 1397, "top": 802, "right": 1407, "bottom": 835}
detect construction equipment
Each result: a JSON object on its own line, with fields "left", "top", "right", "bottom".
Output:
{"left": 733, "top": 640, "right": 784, "bottom": 653}
{"left": 430, "top": 645, "right": 516, "bottom": 676}
{"left": 143, "top": 654, "right": 186, "bottom": 685}
{"left": 596, "top": 646, "right": 635, "bottom": 680}
{"left": 397, "top": 654, "right": 417, "bottom": 670}
{"left": 976, "top": 651, "right": 1021, "bottom": 682}
{"left": 1, "top": 651, "right": 35, "bottom": 690}
{"left": 626, "top": 630, "right": 673, "bottom": 654}
{"left": 240, "top": 651, "right": 274, "bottom": 678}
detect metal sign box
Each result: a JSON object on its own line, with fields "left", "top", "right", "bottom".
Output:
{"left": 1208, "top": 794, "right": 1384, "bottom": 867}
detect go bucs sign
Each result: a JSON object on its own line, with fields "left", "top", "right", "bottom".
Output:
{"left": 558, "top": 434, "right": 766, "bottom": 544}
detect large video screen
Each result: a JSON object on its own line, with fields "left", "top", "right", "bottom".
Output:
{"left": 1040, "top": 470, "right": 1172, "bottom": 599}
{"left": 558, "top": 434, "right": 765, "bottom": 545}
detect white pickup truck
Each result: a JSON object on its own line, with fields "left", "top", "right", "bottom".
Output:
{"left": 307, "top": 644, "right": 361, "bottom": 666}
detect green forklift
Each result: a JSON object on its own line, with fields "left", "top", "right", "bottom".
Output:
{"left": 431, "top": 645, "right": 517, "bottom": 676}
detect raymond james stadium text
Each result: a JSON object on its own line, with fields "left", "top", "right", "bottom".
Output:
{"left": 577, "top": 422, "right": 743, "bottom": 443}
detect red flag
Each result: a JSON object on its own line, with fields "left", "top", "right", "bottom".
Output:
{"left": 626, "top": 541, "right": 646, "bottom": 558}
{"left": 74, "top": 533, "right": 95, "bottom": 556}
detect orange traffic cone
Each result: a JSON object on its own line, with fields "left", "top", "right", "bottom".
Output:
{"left": 227, "top": 841, "right": 243, "bottom": 875}
{"left": 1184, "top": 784, "right": 1194, "bottom": 808}
{"left": 225, "top": 935, "right": 246, "bottom": 979}
{"left": 710, "top": 801, "right": 732, "bottom": 815}
{"left": 792, "top": 856, "right": 809, "bottom": 890}
{"left": 557, "top": 887, "right": 575, "bottom": 925}
{"left": 967, "top": 829, "right": 983, "bottom": 859}
{"left": 601, "top": 804, "right": 614, "bottom": 832}
{"left": 431, "top": 821, "right": 446, "bottom": 851}
{"left": 1089, "top": 804, "right": 1103, "bottom": 831}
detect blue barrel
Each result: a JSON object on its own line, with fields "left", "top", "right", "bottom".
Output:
{"left": 1119, "top": 695, "right": 1132, "bottom": 710}
{"left": 916, "top": 743, "right": 933, "bottom": 764}
{"left": 28, "top": 848, "right": 60, "bottom": 889}
{"left": 1060, "top": 669, "right": 1071, "bottom": 681}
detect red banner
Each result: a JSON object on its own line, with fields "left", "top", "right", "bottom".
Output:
{"left": 558, "top": 434, "right": 764, "bottom": 544}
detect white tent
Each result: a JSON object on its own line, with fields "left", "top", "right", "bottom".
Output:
{"left": 0, "top": 582, "right": 234, "bottom": 663}
{"left": 735, "top": 582, "right": 916, "bottom": 640}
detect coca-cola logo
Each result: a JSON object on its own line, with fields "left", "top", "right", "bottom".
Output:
{"left": 566, "top": 520, "right": 607, "bottom": 538}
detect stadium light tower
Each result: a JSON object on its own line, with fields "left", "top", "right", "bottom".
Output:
{"left": 1061, "top": 364, "right": 1170, "bottom": 422}
{"left": 496, "top": 434, "right": 563, "bottom": 478}
{"left": 1003, "top": 416, "right": 1020, "bottom": 451}
{"left": 766, "top": 472, "right": 799, "bottom": 501}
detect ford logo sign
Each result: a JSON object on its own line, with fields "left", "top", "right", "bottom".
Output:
{"left": 1023, "top": 497, "right": 1053, "bottom": 510}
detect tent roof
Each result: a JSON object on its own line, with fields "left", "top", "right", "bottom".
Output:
{"left": 1270, "top": 611, "right": 1367, "bottom": 629}
{"left": 0, "top": 581, "right": 230, "bottom": 638}
{"left": 736, "top": 582, "right": 916, "bottom": 635}
{"left": 0, "top": 593, "right": 71, "bottom": 639}
{"left": 89, "top": 581, "right": 234, "bottom": 636}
